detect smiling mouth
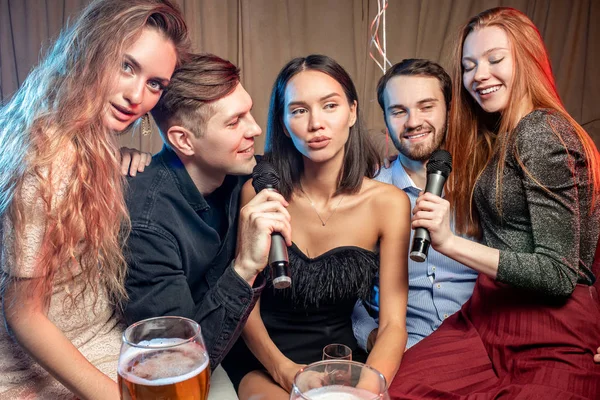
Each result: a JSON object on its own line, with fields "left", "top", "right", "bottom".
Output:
{"left": 403, "top": 131, "right": 430, "bottom": 140}
{"left": 477, "top": 85, "right": 501, "bottom": 95}
{"left": 238, "top": 146, "right": 254, "bottom": 154}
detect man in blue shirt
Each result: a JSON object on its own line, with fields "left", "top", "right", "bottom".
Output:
{"left": 352, "top": 59, "right": 478, "bottom": 351}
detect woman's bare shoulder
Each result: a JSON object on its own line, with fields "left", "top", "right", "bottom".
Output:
{"left": 362, "top": 178, "right": 409, "bottom": 206}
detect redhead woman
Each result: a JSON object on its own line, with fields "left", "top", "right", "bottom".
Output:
{"left": 389, "top": 7, "right": 600, "bottom": 399}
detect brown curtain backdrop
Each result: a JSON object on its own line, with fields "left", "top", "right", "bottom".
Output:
{"left": 1, "top": 0, "right": 598, "bottom": 154}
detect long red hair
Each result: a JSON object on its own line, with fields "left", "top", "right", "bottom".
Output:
{"left": 446, "top": 7, "right": 600, "bottom": 238}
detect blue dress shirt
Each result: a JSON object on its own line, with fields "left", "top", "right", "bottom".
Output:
{"left": 352, "top": 159, "right": 478, "bottom": 350}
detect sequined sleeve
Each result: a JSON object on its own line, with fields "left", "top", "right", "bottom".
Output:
{"left": 494, "top": 110, "right": 597, "bottom": 296}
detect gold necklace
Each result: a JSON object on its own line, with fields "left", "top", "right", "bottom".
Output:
{"left": 299, "top": 185, "right": 345, "bottom": 226}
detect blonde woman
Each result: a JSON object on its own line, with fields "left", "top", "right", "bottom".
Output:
{"left": 0, "top": 1, "right": 189, "bottom": 398}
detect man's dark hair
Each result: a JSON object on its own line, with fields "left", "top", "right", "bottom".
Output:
{"left": 151, "top": 53, "right": 240, "bottom": 139}
{"left": 376, "top": 59, "right": 452, "bottom": 113}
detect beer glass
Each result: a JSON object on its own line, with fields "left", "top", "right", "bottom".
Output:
{"left": 290, "top": 360, "right": 389, "bottom": 400}
{"left": 118, "top": 316, "right": 210, "bottom": 400}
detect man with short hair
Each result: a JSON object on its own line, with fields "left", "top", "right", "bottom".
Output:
{"left": 353, "top": 59, "right": 478, "bottom": 351}
{"left": 123, "top": 54, "right": 291, "bottom": 378}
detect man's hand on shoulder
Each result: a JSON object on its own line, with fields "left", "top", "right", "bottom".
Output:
{"left": 234, "top": 189, "right": 292, "bottom": 285}
{"left": 119, "top": 147, "right": 152, "bottom": 176}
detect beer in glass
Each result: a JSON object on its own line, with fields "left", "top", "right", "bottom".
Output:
{"left": 118, "top": 316, "right": 210, "bottom": 400}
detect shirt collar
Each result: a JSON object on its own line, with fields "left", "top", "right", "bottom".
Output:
{"left": 391, "top": 158, "right": 421, "bottom": 193}
{"left": 157, "top": 145, "right": 209, "bottom": 211}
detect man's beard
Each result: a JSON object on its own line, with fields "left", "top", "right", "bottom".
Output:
{"left": 390, "top": 121, "right": 447, "bottom": 162}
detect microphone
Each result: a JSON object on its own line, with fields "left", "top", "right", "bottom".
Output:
{"left": 409, "top": 149, "right": 453, "bottom": 263}
{"left": 251, "top": 160, "right": 291, "bottom": 289}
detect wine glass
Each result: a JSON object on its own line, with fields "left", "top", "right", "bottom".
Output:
{"left": 118, "top": 316, "right": 210, "bottom": 400}
{"left": 290, "top": 360, "right": 389, "bottom": 400}
{"left": 322, "top": 343, "right": 352, "bottom": 361}
{"left": 322, "top": 343, "right": 352, "bottom": 384}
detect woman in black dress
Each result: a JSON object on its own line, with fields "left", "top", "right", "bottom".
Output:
{"left": 223, "top": 54, "right": 411, "bottom": 399}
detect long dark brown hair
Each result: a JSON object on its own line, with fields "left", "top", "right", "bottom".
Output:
{"left": 265, "top": 54, "right": 379, "bottom": 199}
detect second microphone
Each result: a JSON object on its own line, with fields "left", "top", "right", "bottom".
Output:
{"left": 409, "top": 149, "right": 453, "bottom": 263}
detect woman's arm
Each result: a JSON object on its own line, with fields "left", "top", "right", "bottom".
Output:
{"left": 4, "top": 280, "right": 119, "bottom": 400}
{"left": 2, "top": 155, "right": 119, "bottom": 399}
{"left": 365, "top": 185, "right": 411, "bottom": 385}
{"left": 413, "top": 113, "right": 588, "bottom": 296}
{"left": 411, "top": 192, "right": 500, "bottom": 279}
{"left": 237, "top": 180, "right": 302, "bottom": 391}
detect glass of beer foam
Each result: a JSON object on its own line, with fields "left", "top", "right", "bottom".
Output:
{"left": 290, "top": 360, "right": 389, "bottom": 400}
{"left": 118, "top": 316, "right": 210, "bottom": 400}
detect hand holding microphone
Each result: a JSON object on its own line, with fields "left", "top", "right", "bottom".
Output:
{"left": 410, "top": 150, "right": 453, "bottom": 262}
{"left": 235, "top": 161, "right": 292, "bottom": 288}
{"left": 250, "top": 160, "right": 292, "bottom": 288}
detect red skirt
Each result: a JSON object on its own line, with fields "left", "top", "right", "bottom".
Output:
{"left": 388, "top": 274, "right": 600, "bottom": 400}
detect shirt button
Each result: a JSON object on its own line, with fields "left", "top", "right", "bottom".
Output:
{"left": 432, "top": 266, "right": 436, "bottom": 271}
{"left": 443, "top": 314, "right": 449, "bottom": 319}
{"left": 436, "top": 284, "right": 441, "bottom": 289}
{"left": 239, "top": 296, "right": 249, "bottom": 304}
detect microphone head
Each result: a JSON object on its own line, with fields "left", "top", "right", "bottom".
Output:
{"left": 252, "top": 160, "right": 281, "bottom": 193}
{"left": 426, "top": 149, "right": 452, "bottom": 177}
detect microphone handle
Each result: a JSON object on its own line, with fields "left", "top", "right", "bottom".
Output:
{"left": 252, "top": 181, "right": 291, "bottom": 288}
{"left": 269, "top": 233, "right": 291, "bottom": 289}
{"left": 409, "top": 171, "right": 447, "bottom": 263}
{"left": 410, "top": 228, "right": 430, "bottom": 263}
{"left": 423, "top": 171, "right": 447, "bottom": 195}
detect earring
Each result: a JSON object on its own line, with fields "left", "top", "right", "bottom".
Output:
{"left": 141, "top": 113, "right": 152, "bottom": 137}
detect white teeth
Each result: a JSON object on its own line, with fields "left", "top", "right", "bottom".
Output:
{"left": 480, "top": 86, "right": 500, "bottom": 95}
{"left": 406, "top": 133, "right": 426, "bottom": 139}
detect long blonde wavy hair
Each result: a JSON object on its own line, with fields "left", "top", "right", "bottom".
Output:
{"left": 446, "top": 7, "right": 600, "bottom": 238}
{"left": 0, "top": 0, "right": 189, "bottom": 309}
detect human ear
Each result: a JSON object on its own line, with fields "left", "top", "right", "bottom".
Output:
{"left": 167, "top": 125, "right": 196, "bottom": 156}
{"left": 348, "top": 100, "right": 358, "bottom": 127}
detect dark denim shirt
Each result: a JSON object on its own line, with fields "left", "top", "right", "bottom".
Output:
{"left": 123, "top": 145, "right": 264, "bottom": 370}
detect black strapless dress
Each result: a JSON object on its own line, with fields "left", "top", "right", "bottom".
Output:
{"left": 222, "top": 242, "right": 379, "bottom": 390}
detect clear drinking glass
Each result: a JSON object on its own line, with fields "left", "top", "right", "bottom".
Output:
{"left": 118, "top": 316, "right": 210, "bottom": 400}
{"left": 290, "top": 360, "right": 389, "bottom": 400}
{"left": 322, "top": 343, "right": 352, "bottom": 361}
